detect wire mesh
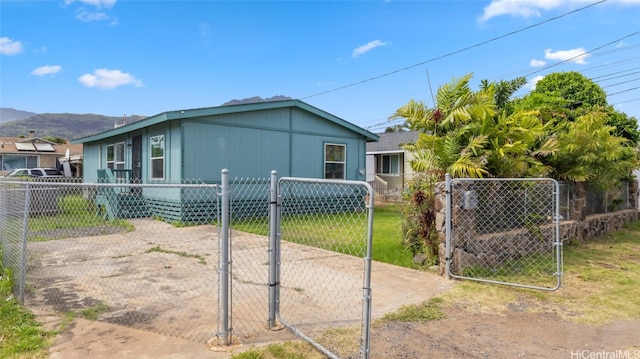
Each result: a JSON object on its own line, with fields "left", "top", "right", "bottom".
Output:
{"left": 2, "top": 179, "right": 223, "bottom": 343}
{"left": 0, "top": 181, "right": 29, "bottom": 303}
{"left": 227, "top": 177, "right": 272, "bottom": 343}
{"left": 447, "top": 178, "right": 562, "bottom": 290}
{"left": 277, "top": 178, "right": 372, "bottom": 358}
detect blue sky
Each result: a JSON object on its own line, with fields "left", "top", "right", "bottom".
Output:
{"left": 1, "top": 0, "right": 639, "bottom": 133}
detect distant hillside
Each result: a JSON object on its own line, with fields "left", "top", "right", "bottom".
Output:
{"left": 0, "top": 112, "right": 146, "bottom": 140}
{"left": 0, "top": 98, "right": 290, "bottom": 140}
{"left": 222, "top": 95, "right": 292, "bottom": 106}
{"left": 0, "top": 108, "right": 38, "bottom": 123}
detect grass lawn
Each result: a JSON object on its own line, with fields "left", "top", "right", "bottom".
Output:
{"left": 369, "top": 204, "right": 416, "bottom": 267}
{"left": 28, "top": 194, "right": 133, "bottom": 241}
{"left": 441, "top": 220, "right": 640, "bottom": 325}
{"left": 0, "top": 266, "right": 53, "bottom": 359}
{"left": 6, "top": 197, "right": 639, "bottom": 358}
{"left": 230, "top": 218, "right": 640, "bottom": 359}
{"left": 232, "top": 203, "right": 415, "bottom": 268}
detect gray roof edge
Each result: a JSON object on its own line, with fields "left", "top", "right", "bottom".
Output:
{"left": 72, "top": 99, "right": 378, "bottom": 143}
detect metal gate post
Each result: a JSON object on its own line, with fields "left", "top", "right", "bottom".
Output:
{"left": 444, "top": 173, "right": 452, "bottom": 280}
{"left": 360, "top": 184, "right": 375, "bottom": 359}
{"left": 217, "top": 169, "right": 231, "bottom": 345}
{"left": 268, "top": 170, "right": 279, "bottom": 328}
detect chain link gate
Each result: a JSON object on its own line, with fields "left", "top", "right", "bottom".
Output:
{"left": 1, "top": 172, "right": 375, "bottom": 356}
{"left": 445, "top": 175, "right": 563, "bottom": 291}
{"left": 273, "top": 177, "right": 374, "bottom": 359}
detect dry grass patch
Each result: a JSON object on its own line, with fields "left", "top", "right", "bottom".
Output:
{"left": 440, "top": 221, "right": 640, "bottom": 325}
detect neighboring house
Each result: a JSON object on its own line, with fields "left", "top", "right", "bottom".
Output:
{"left": 72, "top": 99, "right": 379, "bottom": 221}
{"left": 366, "top": 131, "right": 419, "bottom": 201}
{"left": 0, "top": 136, "right": 83, "bottom": 177}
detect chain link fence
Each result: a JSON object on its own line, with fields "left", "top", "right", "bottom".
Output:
{"left": 0, "top": 179, "right": 224, "bottom": 343}
{"left": 445, "top": 176, "right": 562, "bottom": 291}
{"left": 1, "top": 173, "right": 376, "bottom": 357}
{"left": 276, "top": 177, "right": 374, "bottom": 359}
{"left": 226, "top": 176, "right": 272, "bottom": 343}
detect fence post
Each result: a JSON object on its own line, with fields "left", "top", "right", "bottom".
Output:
{"left": 268, "top": 170, "right": 279, "bottom": 328}
{"left": 444, "top": 173, "right": 452, "bottom": 280}
{"left": 18, "top": 182, "right": 31, "bottom": 305}
{"left": 361, "top": 184, "right": 375, "bottom": 359}
{"left": 218, "top": 169, "right": 231, "bottom": 345}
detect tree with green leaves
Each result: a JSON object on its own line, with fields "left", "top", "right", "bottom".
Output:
{"left": 550, "top": 108, "right": 637, "bottom": 186}
{"left": 392, "top": 73, "right": 557, "bottom": 179}
{"left": 517, "top": 71, "right": 639, "bottom": 183}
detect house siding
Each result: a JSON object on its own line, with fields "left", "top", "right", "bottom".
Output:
{"left": 76, "top": 100, "right": 376, "bottom": 183}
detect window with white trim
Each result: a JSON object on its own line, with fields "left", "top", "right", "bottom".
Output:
{"left": 115, "top": 142, "right": 125, "bottom": 170}
{"left": 106, "top": 142, "right": 125, "bottom": 170}
{"left": 150, "top": 135, "right": 164, "bottom": 180}
{"left": 324, "top": 143, "right": 346, "bottom": 179}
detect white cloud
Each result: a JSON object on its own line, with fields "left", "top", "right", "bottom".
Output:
{"left": 78, "top": 68, "right": 144, "bottom": 89}
{"left": 76, "top": 9, "right": 109, "bottom": 22}
{"left": 525, "top": 75, "right": 545, "bottom": 90}
{"left": 479, "top": 0, "right": 640, "bottom": 22}
{"left": 65, "top": 0, "right": 117, "bottom": 9}
{"left": 530, "top": 59, "right": 546, "bottom": 67}
{"left": 0, "top": 37, "right": 24, "bottom": 55}
{"left": 66, "top": 0, "right": 117, "bottom": 24}
{"left": 352, "top": 40, "right": 390, "bottom": 58}
{"left": 544, "top": 47, "right": 590, "bottom": 64}
{"left": 31, "top": 65, "right": 62, "bottom": 76}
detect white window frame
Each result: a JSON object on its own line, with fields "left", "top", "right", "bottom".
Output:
{"left": 106, "top": 144, "right": 115, "bottom": 169}
{"left": 106, "top": 142, "right": 126, "bottom": 180}
{"left": 380, "top": 154, "right": 401, "bottom": 175}
{"left": 115, "top": 142, "right": 125, "bottom": 170}
{"left": 150, "top": 135, "right": 165, "bottom": 180}
{"left": 324, "top": 143, "right": 346, "bottom": 180}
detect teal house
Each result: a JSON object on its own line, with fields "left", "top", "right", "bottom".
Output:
{"left": 72, "top": 99, "right": 378, "bottom": 221}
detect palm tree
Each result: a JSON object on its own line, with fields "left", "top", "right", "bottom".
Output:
{"left": 392, "top": 73, "right": 557, "bottom": 179}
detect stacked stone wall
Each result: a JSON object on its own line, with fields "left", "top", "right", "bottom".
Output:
{"left": 433, "top": 180, "right": 638, "bottom": 276}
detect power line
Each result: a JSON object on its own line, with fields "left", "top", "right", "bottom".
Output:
{"left": 601, "top": 77, "right": 640, "bottom": 89}
{"left": 592, "top": 68, "right": 640, "bottom": 81}
{"left": 523, "top": 30, "right": 640, "bottom": 78}
{"left": 608, "top": 86, "right": 640, "bottom": 96}
{"left": 301, "top": 0, "right": 608, "bottom": 100}
{"left": 611, "top": 97, "right": 640, "bottom": 105}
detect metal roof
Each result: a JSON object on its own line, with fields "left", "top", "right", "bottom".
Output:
{"left": 71, "top": 99, "right": 379, "bottom": 144}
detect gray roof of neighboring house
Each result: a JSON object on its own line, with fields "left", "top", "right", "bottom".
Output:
{"left": 366, "top": 131, "right": 419, "bottom": 153}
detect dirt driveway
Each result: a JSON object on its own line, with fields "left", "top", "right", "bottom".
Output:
{"left": 31, "top": 218, "right": 639, "bottom": 358}
{"left": 27, "top": 218, "right": 452, "bottom": 358}
{"left": 41, "top": 283, "right": 640, "bottom": 359}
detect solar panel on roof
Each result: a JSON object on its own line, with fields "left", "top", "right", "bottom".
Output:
{"left": 15, "top": 142, "right": 36, "bottom": 151}
{"left": 34, "top": 143, "right": 55, "bottom": 152}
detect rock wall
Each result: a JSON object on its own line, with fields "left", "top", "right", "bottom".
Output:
{"left": 558, "top": 210, "right": 638, "bottom": 243}
{"left": 433, "top": 180, "right": 638, "bottom": 277}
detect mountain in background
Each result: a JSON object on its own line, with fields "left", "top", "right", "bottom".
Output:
{"left": 0, "top": 98, "right": 291, "bottom": 141}
{"left": 0, "top": 108, "right": 38, "bottom": 123}
{"left": 0, "top": 111, "right": 146, "bottom": 141}
{"left": 222, "top": 95, "right": 292, "bottom": 106}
